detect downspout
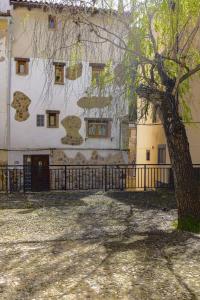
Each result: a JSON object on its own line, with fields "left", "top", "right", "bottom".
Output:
{"left": 6, "top": 16, "right": 12, "bottom": 164}
{"left": 119, "top": 120, "right": 122, "bottom": 150}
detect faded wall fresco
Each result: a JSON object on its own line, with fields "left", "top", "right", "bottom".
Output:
{"left": 11, "top": 91, "right": 31, "bottom": 122}
{"left": 66, "top": 63, "right": 82, "bottom": 80}
{"left": 61, "top": 116, "right": 83, "bottom": 145}
{"left": 52, "top": 150, "right": 126, "bottom": 165}
{"left": 77, "top": 96, "right": 112, "bottom": 109}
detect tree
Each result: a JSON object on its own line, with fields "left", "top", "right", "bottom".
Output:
{"left": 33, "top": 0, "right": 200, "bottom": 229}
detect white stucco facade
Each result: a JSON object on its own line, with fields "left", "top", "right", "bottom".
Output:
{"left": 9, "top": 58, "right": 128, "bottom": 164}
{"left": 0, "top": 2, "right": 129, "bottom": 166}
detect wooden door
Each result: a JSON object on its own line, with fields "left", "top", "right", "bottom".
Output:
{"left": 31, "top": 155, "right": 49, "bottom": 191}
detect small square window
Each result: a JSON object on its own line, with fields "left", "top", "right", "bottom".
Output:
{"left": 15, "top": 58, "right": 29, "bottom": 75}
{"left": 48, "top": 15, "right": 57, "bottom": 29}
{"left": 46, "top": 110, "right": 60, "bottom": 128}
{"left": 158, "top": 144, "right": 166, "bottom": 164}
{"left": 54, "top": 64, "right": 64, "bottom": 84}
{"left": 36, "top": 115, "right": 45, "bottom": 127}
{"left": 146, "top": 150, "right": 150, "bottom": 161}
{"left": 89, "top": 63, "right": 105, "bottom": 85}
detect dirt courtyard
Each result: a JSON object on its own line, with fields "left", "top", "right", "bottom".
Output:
{"left": 0, "top": 191, "right": 199, "bottom": 300}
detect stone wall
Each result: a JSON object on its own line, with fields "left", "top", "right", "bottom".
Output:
{"left": 51, "top": 150, "right": 126, "bottom": 165}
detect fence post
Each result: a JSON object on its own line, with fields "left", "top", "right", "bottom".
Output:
{"left": 23, "top": 165, "right": 25, "bottom": 193}
{"left": 6, "top": 166, "right": 9, "bottom": 193}
{"left": 65, "top": 165, "right": 67, "bottom": 190}
{"left": 105, "top": 165, "right": 107, "bottom": 191}
{"left": 144, "top": 164, "right": 146, "bottom": 191}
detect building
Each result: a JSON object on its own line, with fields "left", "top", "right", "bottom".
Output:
{"left": 133, "top": 73, "right": 200, "bottom": 189}
{"left": 0, "top": 0, "right": 129, "bottom": 179}
{"left": 136, "top": 81, "right": 200, "bottom": 166}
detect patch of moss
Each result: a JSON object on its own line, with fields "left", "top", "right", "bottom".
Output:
{"left": 175, "top": 216, "right": 200, "bottom": 233}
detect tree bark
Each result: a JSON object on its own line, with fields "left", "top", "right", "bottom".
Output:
{"left": 136, "top": 84, "right": 200, "bottom": 225}
{"left": 160, "top": 94, "right": 200, "bottom": 223}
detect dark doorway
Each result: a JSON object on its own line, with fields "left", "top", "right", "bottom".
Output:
{"left": 24, "top": 155, "right": 49, "bottom": 191}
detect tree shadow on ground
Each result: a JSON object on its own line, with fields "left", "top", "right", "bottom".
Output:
{"left": 1, "top": 190, "right": 199, "bottom": 299}
{"left": 107, "top": 190, "right": 176, "bottom": 210}
{"left": 0, "top": 191, "right": 97, "bottom": 210}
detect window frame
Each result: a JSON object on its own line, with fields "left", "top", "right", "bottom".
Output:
{"left": 46, "top": 110, "right": 60, "bottom": 128}
{"left": 15, "top": 58, "right": 29, "bottom": 76}
{"left": 85, "top": 118, "right": 111, "bottom": 139}
{"left": 36, "top": 114, "right": 45, "bottom": 127}
{"left": 158, "top": 144, "right": 166, "bottom": 164}
{"left": 146, "top": 149, "right": 150, "bottom": 161}
{"left": 89, "top": 63, "right": 105, "bottom": 85}
{"left": 53, "top": 62, "right": 65, "bottom": 85}
{"left": 48, "top": 15, "right": 57, "bottom": 30}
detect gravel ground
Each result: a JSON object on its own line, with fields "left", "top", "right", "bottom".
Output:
{"left": 0, "top": 191, "right": 199, "bottom": 300}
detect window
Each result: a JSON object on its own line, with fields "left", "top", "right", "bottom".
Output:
{"left": 152, "top": 105, "right": 160, "bottom": 123}
{"left": 48, "top": 15, "right": 57, "bottom": 29}
{"left": 85, "top": 118, "right": 111, "bottom": 138}
{"left": 54, "top": 63, "right": 65, "bottom": 84}
{"left": 36, "top": 115, "right": 45, "bottom": 127}
{"left": 46, "top": 110, "right": 60, "bottom": 128}
{"left": 158, "top": 144, "right": 166, "bottom": 164}
{"left": 15, "top": 58, "right": 29, "bottom": 75}
{"left": 89, "top": 63, "right": 105, "bottom": 85}
{"left": 146, "top": 150, "right": 150, "bottom": 161}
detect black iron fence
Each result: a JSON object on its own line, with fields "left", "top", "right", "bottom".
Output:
{"left": 0, "top": 164, "right": 199, "bottom": 193}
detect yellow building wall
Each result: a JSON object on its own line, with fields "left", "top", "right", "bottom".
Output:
{"left": 136, "top": 72, "right": 200, "bottom": 166}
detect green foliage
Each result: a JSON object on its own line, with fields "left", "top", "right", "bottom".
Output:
{"left": 120, "top": 0, "right": 200, "bottom": 121}
{"left": 91, "top": 60, "right": 114, "bottom": 91}
{"left": 180, "top": 98, "right": 192, "bottom": 122}
{"left": 176, "top": 216, "right": 200, "bottom": 233}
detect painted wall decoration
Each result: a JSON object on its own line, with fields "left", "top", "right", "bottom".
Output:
{"left": 66, "top": 63, "right": 82, "bottom": 80}
{"left": 77, "top": 96, "right": 112, "bottom": 109}
{"left": 114, "top": 64, "right": 126, "bottom": 86}
{"left": 11, "top": 91, "right": 31, "bottom": 122}
{"left": 52, "top": 150, "right": 125, "bottom": 165}
{"left": 61, "top": 116, "right": 83, "bottom": 145}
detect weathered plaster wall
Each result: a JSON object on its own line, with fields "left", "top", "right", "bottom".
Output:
{"left": 11, "top": 7, "right": 125, "bottom": 63}
{"left": 4, "top": 6, "right": 128, "bottom": 165}
{"left": 10, "top": 59, "right": 125, "bottom": 151}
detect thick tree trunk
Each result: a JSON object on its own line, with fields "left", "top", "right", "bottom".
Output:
{"left": 160, "top": 94, "right": 200, "bottom": 224}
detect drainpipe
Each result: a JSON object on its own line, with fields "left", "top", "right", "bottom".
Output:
{"left": 119, "top": 120, "right": 122, "bottom": 150}
{"left": 6, "top": 16, "right": 12, "bottom": 164}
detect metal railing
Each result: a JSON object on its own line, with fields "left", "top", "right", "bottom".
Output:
{"left": 0, "top": 163, "right": 198, "bottom": 193}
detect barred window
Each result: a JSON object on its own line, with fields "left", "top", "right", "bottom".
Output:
{"left": 37, "top": 115, "right": 45, "bottom": 127}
